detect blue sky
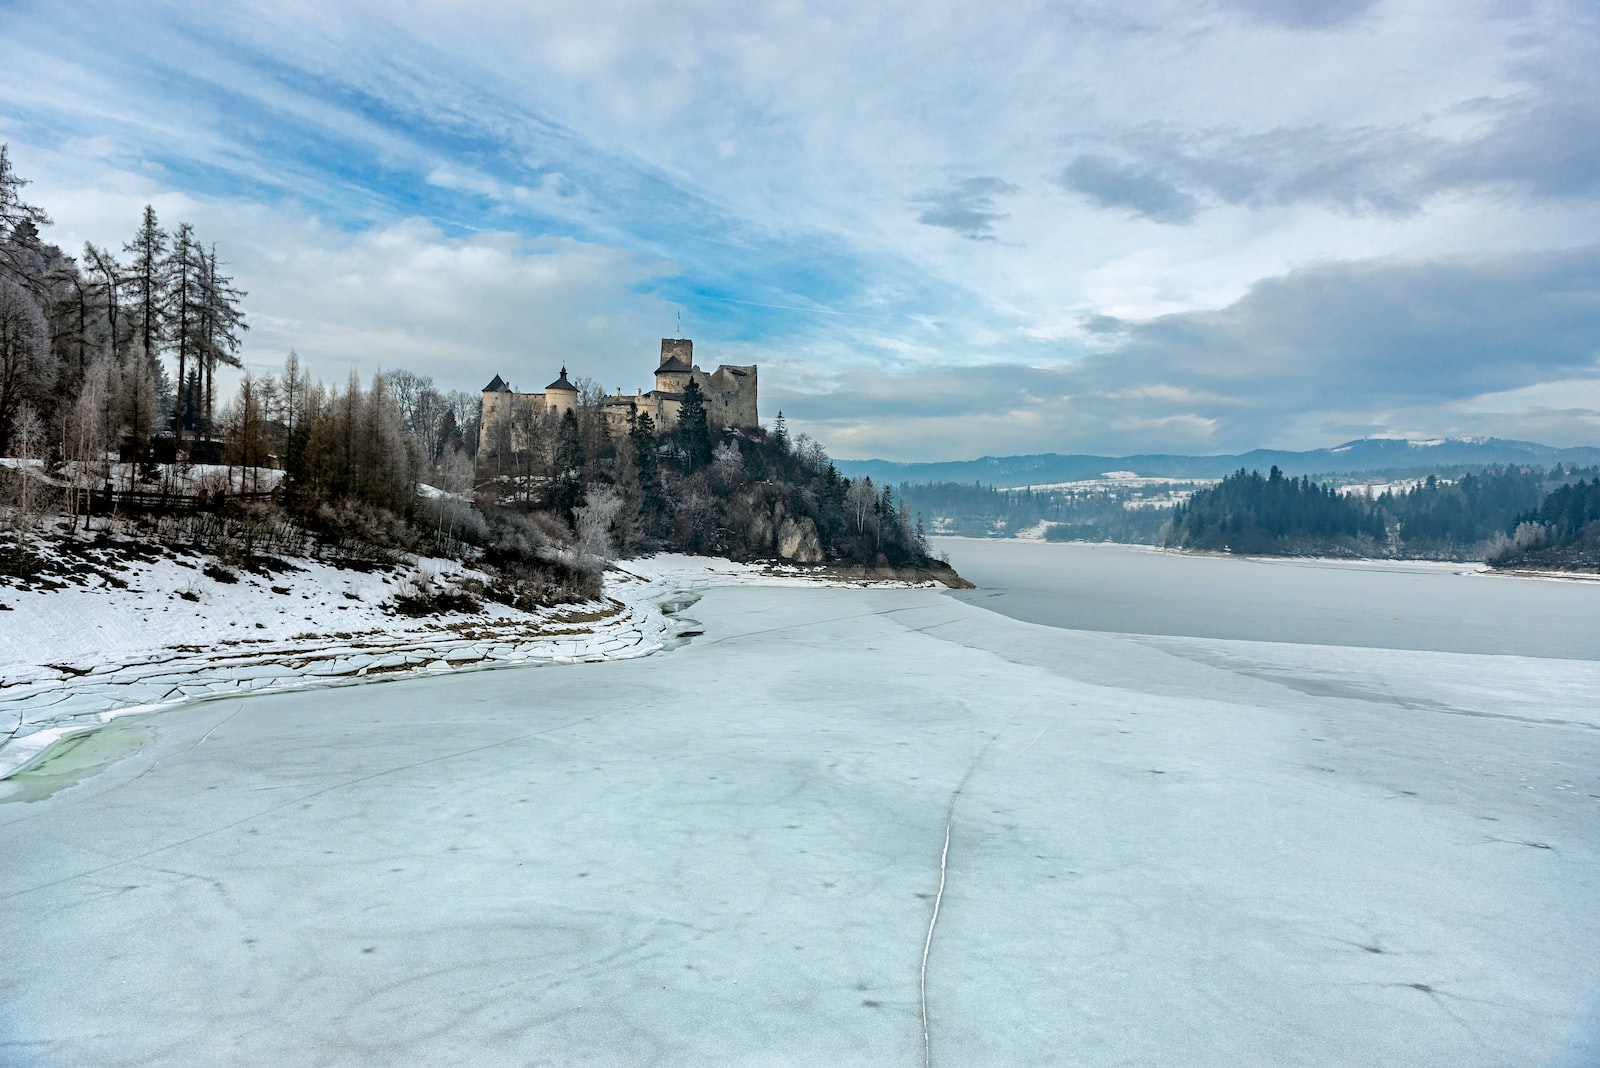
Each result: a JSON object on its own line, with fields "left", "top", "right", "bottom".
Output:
{"left": 2, "top": 0, "right": 1598, "bottom": 460}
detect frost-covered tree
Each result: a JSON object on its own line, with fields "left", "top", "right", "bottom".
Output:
{"left": 432, "top": 442, "right": 474, "bottom": 497}
{"left": 117, "top": 338, "right": 160, "bottom": 469}
{"left": 711, "top": 438, "right": 743, "bottom": 487}
{"left": 0, "top": 144, "right": 51, "bottom": 290}
{"left": 574, "top": 483, "right": 622, "bottom": 561}
{"left": 82, "top": 243, "right": 123, "bottom": 367}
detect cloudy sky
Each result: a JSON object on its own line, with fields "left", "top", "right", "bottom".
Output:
{"left": 2, "top": 0, "right": 1598, "bottom": 460}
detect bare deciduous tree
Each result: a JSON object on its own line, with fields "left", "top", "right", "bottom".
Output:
{"left": 7, "top": 401, "right": 46, "bottom": 554}
{"left": 846, "top": 475, "right": 876, "bottom": 535}
{"left": 224, "top": 373, "right": 272, "bottom": 492}
{"left": 67, "top": 356, "right": 116, "bottom": 530}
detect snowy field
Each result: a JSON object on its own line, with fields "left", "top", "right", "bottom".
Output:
{"left": 2, "top": 543, "right": 1599, "bottom": 1065}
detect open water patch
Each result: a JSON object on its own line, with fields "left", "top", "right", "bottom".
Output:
{"left": 0, "top": 721, "right": 155, "bottom": 803}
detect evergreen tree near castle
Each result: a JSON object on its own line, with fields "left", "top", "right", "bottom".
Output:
{"left": 675, "top": 378, "right": 713, "bottom": 473}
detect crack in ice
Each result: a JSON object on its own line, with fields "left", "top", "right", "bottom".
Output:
{"left": 921, "top": 715, "right": 1015, "bottom": 1068}
{"left": 921, "top": 821, "right": 950, "bottom": 1068}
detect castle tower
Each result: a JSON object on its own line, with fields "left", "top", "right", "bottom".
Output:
{"left": 659, "top": 338, "right": 693, "bottom": 367}
{"left": 478, "top": 374, "right": 515, "bottom": 458}
{"left": 654, "top": 339, "right": 693, "bottom": 395}
{"left": 545, "top": 366, "right": 578, "bottom": 417}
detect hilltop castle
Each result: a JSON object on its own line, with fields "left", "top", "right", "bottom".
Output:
{"left": 478, "top": 338, "right": 758, "bottom": 459}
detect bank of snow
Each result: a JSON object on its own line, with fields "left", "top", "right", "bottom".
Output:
{"left": 0, "top": 548, "right": 923, "bottom": 781}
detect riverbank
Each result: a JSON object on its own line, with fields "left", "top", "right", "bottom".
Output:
{"left": 0, "top": 542, "right": 947, "bottom": 782}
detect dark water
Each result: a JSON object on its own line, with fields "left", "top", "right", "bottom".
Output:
{"left": 936, "top": 538, "right": 1600, "bottom": 660}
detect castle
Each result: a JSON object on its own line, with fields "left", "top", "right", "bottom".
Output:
{"left": 478, "top": 338, "right": 758, "bottom": 459}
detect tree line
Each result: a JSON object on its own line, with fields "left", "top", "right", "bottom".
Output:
{"left": 0, "top": 146, "right": 249, "bottom": 461}
{"left": 1163, "top": 464, "right": 1599, "bottom": 564}
{"left": 894, "top": 479, "right": 1195, "bottom": 541}
{"left": 1491, "top": 477, "right": 1600, "bottom": 569}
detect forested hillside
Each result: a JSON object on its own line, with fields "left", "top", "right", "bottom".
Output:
{"left": 1163, "top": 465, "right": 1598, "bottom": 566}
{"left": 897, "top": 479, "right": 1184, "bottom": 542}
{"left": 0, "top": 148, "right": 949, "bottom": 601}
{"left": 1493, "top": 478, "right": 1600, "bottom": 570}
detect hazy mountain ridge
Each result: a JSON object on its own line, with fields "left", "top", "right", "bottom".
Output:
{"left": 836, "top": 438, "right": 1600, "bottom": 488}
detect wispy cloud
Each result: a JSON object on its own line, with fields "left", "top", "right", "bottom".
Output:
{"left": 2, "top": 0, "right": 1598, "bottom": 458}
{"left": 915, "top": 177, "right": 1019, "bottom": 240}
{"left": 1056, "top": 156, "right": 1199, "bottom": 225}
{"left": 1217, "top": 0, "right": 1380, "bottom": 31}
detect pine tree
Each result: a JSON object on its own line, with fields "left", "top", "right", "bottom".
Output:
{"left": 197, "top": 244, "right": 246, "bottom": 440}
{"left": 276, "top": 350, "right": 313, "bottom": 497}
{"left": 629, "top": 410, "right": 663, "bottom": 536}
{"left": 165, "top": 222, "right": 202, "bottom": 442}
{"left": 676, "top": 378, "right": 713, "bottom": 472}
{"left": 551, "top": 407, "right": 586, "bottom": 518}
{"left": 121, "top": 206, "right": 168, "bottom": 435}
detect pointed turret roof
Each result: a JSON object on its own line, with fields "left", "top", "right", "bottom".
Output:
{"left": 655, "top": 356, "right": 693, "bottom": 375}
{"left": 546, "top": 367, "right": 578, "bottom": 392}
{"left": 483, "top": 373, "right": 510, "bottom": 392}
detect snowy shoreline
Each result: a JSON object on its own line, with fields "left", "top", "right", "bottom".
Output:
{"left": 0, "top": 550, "right": 933, "bottom": 783}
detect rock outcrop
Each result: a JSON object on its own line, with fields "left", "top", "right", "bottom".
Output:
{"left": 776, "top": 516, "right": 823, "bottom": 563}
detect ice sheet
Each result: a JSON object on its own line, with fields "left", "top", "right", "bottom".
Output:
{"left": 2, "top": 577, "right": 1597, "bottom": 1066}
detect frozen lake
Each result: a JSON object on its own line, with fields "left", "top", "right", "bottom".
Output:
{"left": 936, "top": 538, "right": 1600, "bottom": 660}
{"left": 3, "top": 545, "right": 1598, "bottom": 1066}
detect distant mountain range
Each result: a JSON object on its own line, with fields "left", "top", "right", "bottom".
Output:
{"left": 834, "top": 437, "right": 1600, "bottom": 489}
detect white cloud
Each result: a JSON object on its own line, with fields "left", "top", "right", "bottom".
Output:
{"left": 3, "top": 0, "right": 1599, "bottom": 458}
{"left": 238, "top": 217, "right": 684, "bottom": 396}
